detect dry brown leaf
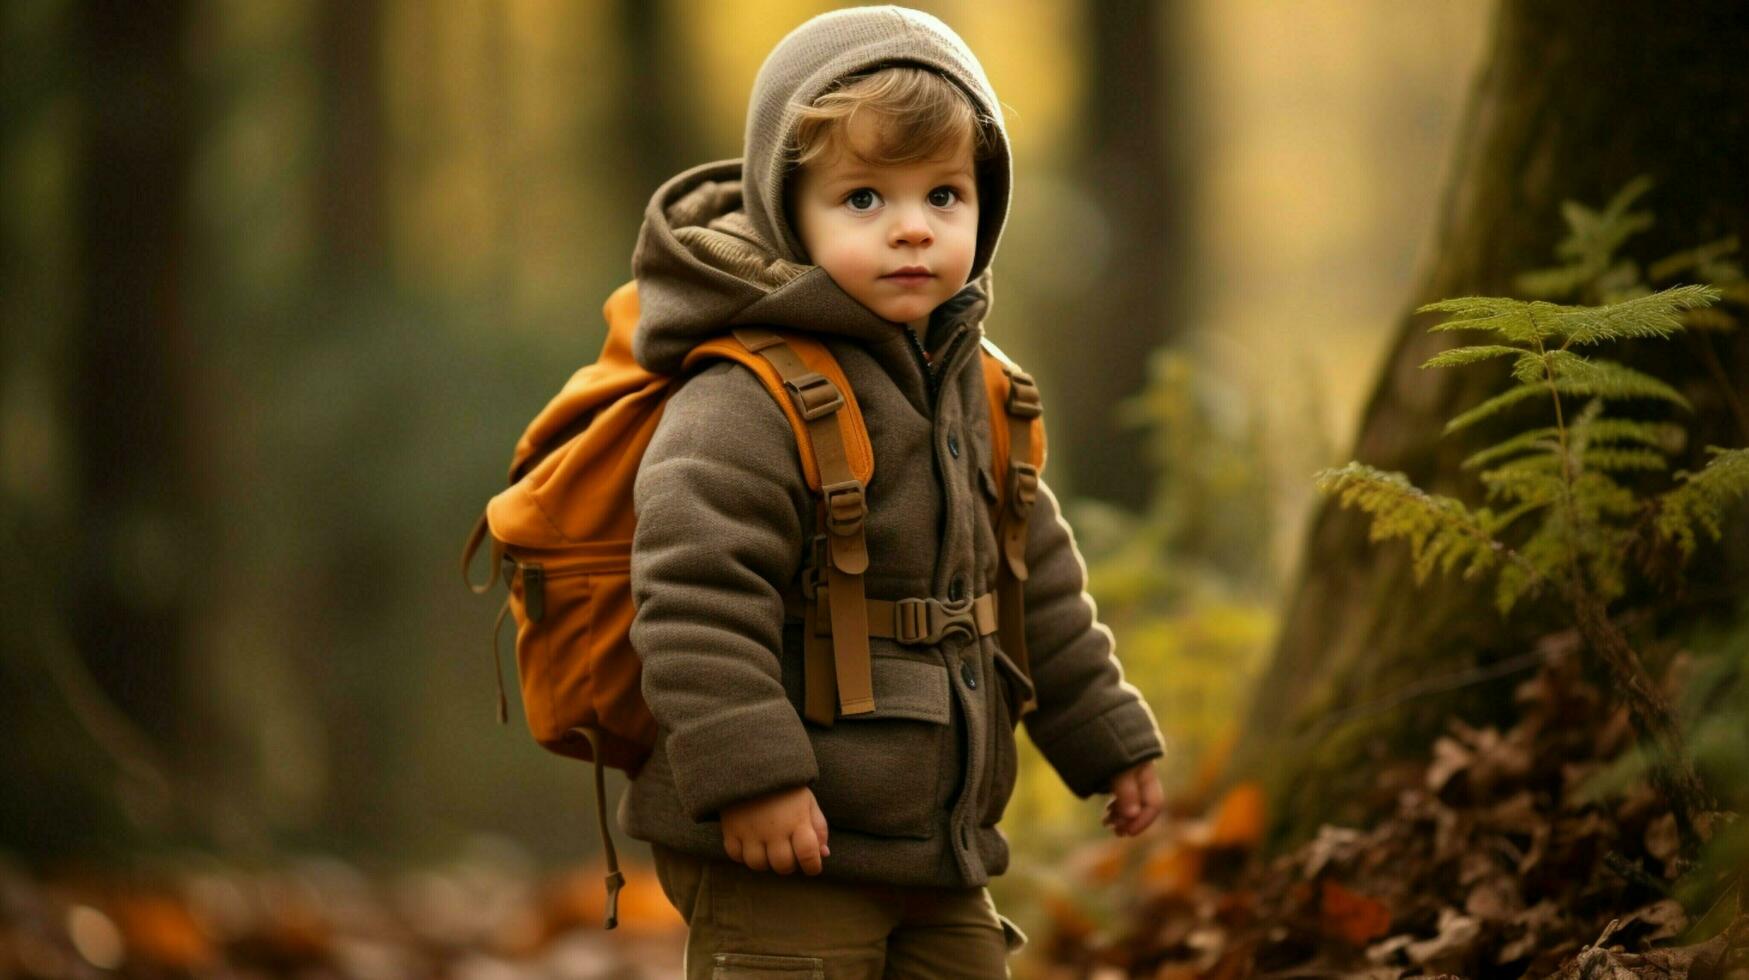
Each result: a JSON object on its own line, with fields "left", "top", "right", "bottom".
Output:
{"left": 1645, "top": 812, "right": 1681, "bottom": 872}
{"left": 1405, "top": 907, "right": 1480, "bottom": 967}
{"left": 1318, "top": 880, "right": 1391, "bottom": 947}
{"left": 1301, "top": 826, "right": 1365, "bottom": 880}
{"left": 1425, "top": 737, "right": 1471, "bottom": 795}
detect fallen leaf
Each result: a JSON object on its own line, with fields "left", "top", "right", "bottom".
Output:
{"left": 1318, "top": 880, "right": 1391, "bottom": 946}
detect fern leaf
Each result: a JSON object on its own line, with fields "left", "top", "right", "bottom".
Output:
{"left": 1494, "top": 517, "right": 1564, "bottom": 614}
{"left": 1444, "top": 382, "right": 1549, "bottom": 434}
{"left": 1462, "top": 427, "right": 1564, "bottom": 470}
{"left": 1479, "top": 460, "right": 1565, "bottom": 508}
{"left": 1515, "top": 263, "right": 1603, "bottom": 300}
{"left": 1579, "top": 448, "right": 1668, "bottom": 472}
{"left": 1314, "top": 463, "right": 1509, "bottom": 585}
{"left": 1647, "top": 234, "right": 1740, "bottom": 282}
{"left": 1656, "top": 447, "right": 1749, "bottom": 558}
{"left": 1548, "top": 357, "right": 1692, "bottom": 409}
{"left": 1418, "top": 297, "right": 1563, "bottom": 343}
{"left": 1576, "top": 418, "right": 1687, "bottom": 454}
{"left": 1552, "top": 283, "right": 1721, "bottom": 345}
{"left": 1421, "top": 344, "right": 1526, "bottom": 370}
{"left": 1554, "top": 175, "right": 1656, "bottom": 264}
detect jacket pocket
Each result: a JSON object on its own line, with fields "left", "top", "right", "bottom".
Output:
{"left": 980, "top": 647, "right": 1033, "bottom": 827}
{"left": 805, "top": 653, "right": 952, "bottom": 839}
{"left": 712, "top": 952, "right": 825, "bottom": 979}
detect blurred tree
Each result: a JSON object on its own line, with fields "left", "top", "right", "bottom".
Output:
{"left": 318, "top": 0, "right": 385, "bottom": 291}
{"left": 1055, "top": 0, "right": 1192, "bottom": 510}
{"left": 617, "top": 0, "right": 701, "bottom": 199}
{"left": 57, "top": 0, "right": 203, "bottom": 848}
{"left": 1235, "top": 0, "right": 1749, "bottom": 845}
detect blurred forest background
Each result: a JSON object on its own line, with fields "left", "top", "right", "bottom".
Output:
{"left": 0, "top": 0, "right": 1519, "bottom": 971}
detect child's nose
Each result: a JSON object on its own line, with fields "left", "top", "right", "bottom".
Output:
{"left": 888, "top": 208, "right": 934, "bottom": 248}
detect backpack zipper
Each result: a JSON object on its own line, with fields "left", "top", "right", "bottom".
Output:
{"left": 509, "top": 554, "right": 624, "bottom": 624}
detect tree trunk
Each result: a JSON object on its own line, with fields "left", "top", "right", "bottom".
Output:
{"left": 1056, "top": 0, "right": 1191, "bottom": 510}
{"left": 62, "top": 0, "right": 198, "bottom": 844}
{"left": 1233, "top": 0, "right": 1749, "bottom": 846}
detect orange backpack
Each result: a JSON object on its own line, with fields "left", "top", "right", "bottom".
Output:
{"left": 460, "top": 280, "right": 1046, "bottom": 928}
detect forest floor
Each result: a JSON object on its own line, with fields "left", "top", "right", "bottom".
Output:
{"left": 2, "top": 631, "right": 1745, "bottom": 979}
{"left": 1021, "top": 628, "right": 1748, "bottom": 979}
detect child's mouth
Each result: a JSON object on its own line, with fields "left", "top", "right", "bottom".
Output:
{"left": 882, "top": 273, "right": 935, "bottom": 287}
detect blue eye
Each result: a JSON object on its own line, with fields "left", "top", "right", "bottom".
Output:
{"left": 846, "top": 188, "right": 880, "bottom": 212}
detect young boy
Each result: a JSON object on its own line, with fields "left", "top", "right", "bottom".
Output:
{"left": 619, "top": 6, "right": 1165, "bottom": 976}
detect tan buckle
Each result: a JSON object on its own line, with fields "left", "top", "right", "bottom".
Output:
{"left": 1008, "top": 462, "right": 1039, "bottom": 518}
{"left": 894, "top": 596, "right": 977, "bottom": 645}
{"left": 823, "top": 480, "right": 867, "bottom": 535}
{"left": 1006, "top": 371, "right": 1042, "bottom": 418}
{"left": 784, "top": 372, "right": 846, "bottom": 420}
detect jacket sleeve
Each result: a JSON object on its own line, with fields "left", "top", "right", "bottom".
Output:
{"left": 630, "top": 359, "right": 819, "bottom": 823}
{"left": 1018, "top": 474, "right": 1166, "bottom": 798}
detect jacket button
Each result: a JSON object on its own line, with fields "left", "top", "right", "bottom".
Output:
{"left": 960, "top": 660, "right": 977, "bottom": 689}
{"left": 948, "top": 576, "right": 965, "bottom": 601}
{"left": 947, "top": 432, "right": 961, "bottom": 458}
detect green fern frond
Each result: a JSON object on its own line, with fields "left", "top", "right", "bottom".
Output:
{"left": 1462, "top": 427, "right": 1564, "bottom": 470}
{"left": 1555, "top": 175, "right": 1656, "bottom": 265}
{"left": 1494, "top": 517, "right": 1565, "bottom": 613}
{"left": 1314, "top": 463, "right": 1513, "bottom": 585}
{"left": 1516, "top": 264, "right": 1600, "bottom": 299}
{"left": 1418, "top": 297, "right": 1564, "bottom": 343}
{"left": 1576, "top": 417, "right": 1687, "bottom": 454}
{"left": 1571, "top": 470, "right": 1641, "bottom": 521}
{"left": 1551, "top": 284, "right": 1721, "bottom": 345}
{"left": 1420, "top": 344, "right": 1526, "bottom": 370}
{"left": 1647, "top": 235, "right": 1740, "bottom": 282}
{"left": 1579, "top": 448, "right": 1669, "bottom": 473}
{"left": 1655, "top": 447, "right": 1749, "bottom": 558}
{"left": 1444, "top": 382, "right": 1548, "bottom": 434}
{"left": 1514, "top": 176, "right": 1656, "bottom": 299}
{"left": 1479, "top": 460, "right": 1565, "bottom": 507}
{"left": 1546, "top": 356, "right": 1692, "bottom": 409}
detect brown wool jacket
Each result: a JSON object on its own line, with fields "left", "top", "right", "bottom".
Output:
{"left": 615, "top": 6, "right": 1165, "bottom": 889}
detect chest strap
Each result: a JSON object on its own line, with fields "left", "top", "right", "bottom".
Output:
{"left": 784, "top": 588, "right": 1000, "bottom": 646}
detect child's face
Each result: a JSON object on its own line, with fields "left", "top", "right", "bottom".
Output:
{"left": 790, "top": 113, "right": 980, "bottom": 329}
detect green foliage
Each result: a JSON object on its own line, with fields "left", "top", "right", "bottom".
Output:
{"left": 1658, "top": 447, "right": 1749, "bottom": 559}
{"left": 1314, "top": 462, "right": 1520, "bottom": 587}
{"left": 1317, "top": 178, "right": 1749, "bottom": 615}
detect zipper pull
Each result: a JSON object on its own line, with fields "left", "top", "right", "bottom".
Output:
{"left": 523, "top": 563, "right": 546, "bottom": 623}
{"left": 491, "top": 597, "right": 511, "bottom": 724}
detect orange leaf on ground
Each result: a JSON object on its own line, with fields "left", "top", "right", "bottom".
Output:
{"left": 116, "top": 896, "right": 216, "bottom": 970}
{"left": 1207, "top": 782, "right": 1266, "bottom": 849}
{"left": 1140, "top": 842, "right": 1204, "bottom": 900}
{"left": 1318, "top": 880, "right": 1391, "bottom": 946}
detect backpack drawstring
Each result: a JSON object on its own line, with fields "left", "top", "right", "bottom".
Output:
{"left": 572, "top": 727, "right": 625, "bottom": 930}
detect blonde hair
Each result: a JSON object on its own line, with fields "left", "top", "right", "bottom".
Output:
{"left": 787, "top": 66, "right": 999, "bottom": 170}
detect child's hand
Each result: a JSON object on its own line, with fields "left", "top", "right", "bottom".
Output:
{"left": 1100, "top": 758, "right": 1164, "bottom": 837}
{"left": 720, "top": 785, "right": 831, "bottom": 875}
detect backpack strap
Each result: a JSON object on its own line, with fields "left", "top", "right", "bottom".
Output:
{"left": 980, "top": 339, "right": 1046, "bottom": 717}
{"left": 683, "top": 328, "right": 876, "bottom": 727}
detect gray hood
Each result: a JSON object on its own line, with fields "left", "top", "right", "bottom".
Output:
{"left": 631, "top": 5, "right": 1012, "bottom": 375}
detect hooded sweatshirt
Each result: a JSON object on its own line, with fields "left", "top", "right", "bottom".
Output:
{"left": 618, "top": 5, "right": 1165, "bottom": 889}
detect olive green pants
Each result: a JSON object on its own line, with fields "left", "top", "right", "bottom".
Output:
{"left": 650, "top": 842, "right": 1027, "bottom": 979}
